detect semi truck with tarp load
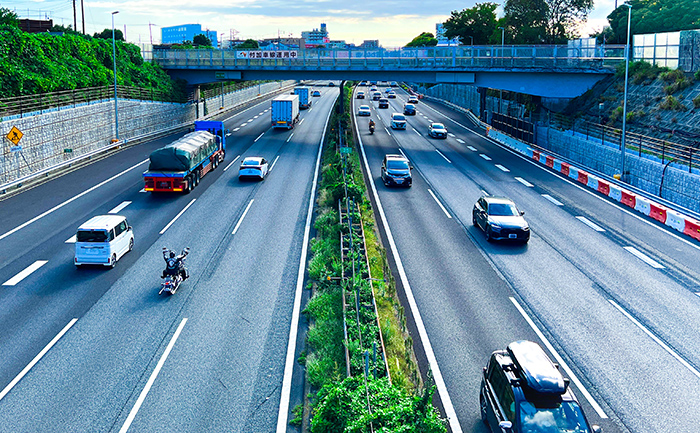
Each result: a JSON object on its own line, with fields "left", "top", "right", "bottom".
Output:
{"left": 143, "top": 120, "right": 226, "bottom": 193}
{"left": 294, "top": 86, "right": 311, "bottom": 109}
{"left": 271, "top": 95, "right": 300, "bottom": 129}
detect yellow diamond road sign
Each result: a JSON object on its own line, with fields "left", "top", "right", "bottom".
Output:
{"left": 6, "top": 126, "right": 23, "bottom": 146}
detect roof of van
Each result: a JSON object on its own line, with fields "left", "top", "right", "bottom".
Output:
{"left": 78, "top": 215, "right": 126, "bottom": 231}
{"left": 273, "top": 94, "right": 299, "bottom": 102}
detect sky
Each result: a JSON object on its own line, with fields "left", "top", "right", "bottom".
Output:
{"left": 4, "top": 0, "right": 619, "bottom": 47}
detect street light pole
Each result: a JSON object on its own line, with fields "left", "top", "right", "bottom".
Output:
{"left": 469, "top": 35, "right": 473, "bottom": 46}
{"left": 620, "top": 3, "right": 632, "bottom": 182}
{"left": 111, "top": 11, "right": 120, "bottom": 141}
{"left": 498, "top": 26, "right": 504, "bottom": 114}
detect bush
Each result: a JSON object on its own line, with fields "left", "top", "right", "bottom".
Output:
{"left": 626, "top": 110, "right": 645, "bottom": 123}
{"left": 618, "top": 60, "right": 668, "bottom": 83}
{"left": 609, "top": 105, "right": 623, "bottom": 122}
{"left": 659, "top": 95, "right": 687, "bottom": 111}
{"left": 693, "top": 94, "right": 700, "bottom": 109}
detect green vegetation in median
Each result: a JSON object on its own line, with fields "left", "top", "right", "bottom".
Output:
{"left": 301, "top": 83, "right": 446, "bottom": 432}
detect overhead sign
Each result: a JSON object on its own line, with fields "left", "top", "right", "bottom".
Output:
{"left": 236, "top": 50, "right": 298, "bottom": 60}
{"left": 6, "top": 126, "right": 23, "bottom": 146}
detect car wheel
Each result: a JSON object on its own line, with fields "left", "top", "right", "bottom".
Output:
{"left": 480, "top": 393, "right": 489, "bottom": 426}
{"left": 485, "top": 226, "right": 493, "bottom": 242}
{"left": 472, "top": 212, "right": 478, "bottom": 227}
{"left": 184, "top": 176, "right": 192, "bottom": 194}
{"left": 110, "top": 254, "right": 117, "bottom": 268}
{"left": 128, "top": 238, "right": 134, "bottom": 252}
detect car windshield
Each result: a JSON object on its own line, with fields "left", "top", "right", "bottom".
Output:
{"left": 488, "top": 202, "right": 520, "bottom": 216}
{"left": 432, "top": 124, "right": 445, "bottom": 130}
{"left": 242, "top": 159, "right": 261, "bottom": 166}
{"left": 519, "top": 401, "right": 591, "bottom": 433}
{"left": 393, "top": 114, "right": 406, "bottom": 121}
{"left": 387, "top": 160, "right": 409, "bottom": 170}
{"left": 77, "top": 230, "right": 109, "bottom": 242}
{"left": 405, "top": 104, "right": 415, "bottom": 109}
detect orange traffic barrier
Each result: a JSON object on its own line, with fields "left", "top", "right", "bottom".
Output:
{"left": 620, "top": 190, "right": 636, "bottom": 208}
{"left": 597, "top": 180, "right": 610, "bottom": 196}
{"left": 532, "top": 149, "right": 540, "bottom": 161}
{"left": 545, "top": 155, "right": 554, "bottom": 168}
{"left": 684, "top": 218, "right": 700, "bottom": 241}
{"left": 561, "top": 162, "right": 570, "bottom": 176}
{"left": 649, "top": 203, "right": 667, "bottom": 223}
{"left": 578, "top": 170, "right": 588, "bottom": 185}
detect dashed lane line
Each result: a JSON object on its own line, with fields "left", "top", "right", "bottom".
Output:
{"left": 223, "top": 155, "right": 241, "bottom": 172}
{"left": 515, "top": 177, "right": 534, "bottom": 187}
{"left": 3, "top": 260, "right": 48, "bottom": 286}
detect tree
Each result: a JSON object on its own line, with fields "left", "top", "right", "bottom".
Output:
{"left": 192, "top": 33, "right": 212, "bottom": 46}
{"left": 49, "top": 24, "right": 79, "bottom": 34}
{"left": 443, "top": 3, "right": 499, "bottom": 45}
{"left": 503, "top": 0, "right": 593, "bottom": 44}
{"left": 237, "top": 39, "right": 259, "bottom": 49}
{"left": 405, "top": 32, "right": 438, "bottom": 47}
{"left": 0, "top": 7, "right": 19, "bottom": 27}
{"left": 93, "top": 28, "right": 124, "bottom": 41}
{"left": 605, "top": 0, "right": 700, "bottom": 44}
{"left": 544, "top": 0, "right": 594, "bottom": 43}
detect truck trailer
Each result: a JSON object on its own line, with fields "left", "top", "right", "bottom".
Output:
{"left": 294, "top": 87, "right": 311, "bottom": 109}
{"left": 271, "top": 95, "right": 300, "bottom": 129}
{"left": 143, "top": 120, "right": 226, "bottom": 193}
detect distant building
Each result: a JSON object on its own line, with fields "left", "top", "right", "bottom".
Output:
{"left": 19, "top": 18, "right": 53, "bottom": 33}
{"left": 436, "top": 23, "right": 459, "bottom": 46}
{"left": 359, "top": 40, "right": 379, "bottom": 49}
{"left": 262, "top": 37, "right": 305, "bottom": 49}
{"left": 302, "top": 23, "right": 329, "bottom": 47}
{"left": 327, "top": 40, "right": 348, "bottom": 49}
{"left": 161, "top": 24, "right": 218, "bottom": 45}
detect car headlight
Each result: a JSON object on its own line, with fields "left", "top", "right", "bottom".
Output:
{"left": 490, "top": 224, "right": 502, "bottom": 231}
{"left": 522, "top": 226, "right": 530, "bottom": 231}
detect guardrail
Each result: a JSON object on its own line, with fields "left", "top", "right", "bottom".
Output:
{"left": 152, "top": 45, "right": 626, "bottom": 71}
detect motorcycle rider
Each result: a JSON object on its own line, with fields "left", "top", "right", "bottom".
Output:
{"left": 162, "top": 247, "right": 189, "bottom": 281}
{"left": 369, "top": 119, "right": 375, "bottom": 133}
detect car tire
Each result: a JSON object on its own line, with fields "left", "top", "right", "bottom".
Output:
{"left": 472, "top": 212, "right": 478, "bottom": 227}
{"left": 485, "top": 226, "right": 493, "bottom": 242}
{"left": 184, "top": 176, "right": 192, "bottom": 194}
{"left": 480, "top": 393, "right": 489, "bottom": 426}
{"left": 128, "top": 238, "right": 134, "bottom": 252}
{"left": 110, "top": 254, "right": 117, "bottom": 268}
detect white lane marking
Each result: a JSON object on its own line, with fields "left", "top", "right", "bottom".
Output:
{"left": 479, "top": 153, "right": 492, "bottom": 161}
{"left": 0, "top": 159, "right": 148, "bottom": 242}
{"left": 412, "top": 127, "right": 421, "bottom": 136}
{"left": 576, "top": 216, "right": 606, "bottom": 232}
{"left": 308, "top": 107, "right": 313, "bottom": 112}
{"left": 384, "top": 127, "right": 391, "bottom": 136}
{"left": 223, "top": 155, "right": 241, "bottom": 172}
{"left": 354, "top": 112, "right": 463, "bottom": 433}
{"left": 159, "top": 199, "right": 196, "bottom": 235}
{"left": 139, "top": 188, "right": 146, "bottom": 193}
{"left": 108, "top": 201, "right": 132, "bottom": 214}
{"left": 286, "top": 132, "right": 295, "bottom": 143}
{"left": 225, "top": 133, "right": 232, "bottom": 137}
{"left": 119, "top": 318, "right": 187, "bottom": 433}
{"left": 0, "top": 318, "right": 77, "bottom": 402}
{"left": 542, "top": 194, "right": 564, "bottom": 206}
{"left": 467, "top": 145, "right": 477, "bottom": 151}
{"left": 65, "top": 235, "right": 77, "bottom": 243}
{"left": 398, "top": 148, "right": 408, "bottom": 159}
{"left": 253, "top": 115, "right": 259, "bottom": 119}
{"left": 232, "top": 199, "right": 255, "bottom": 235}
{"left": 428, "top": 189, "right": 452, "bottom": 219}
{"left": 3, "top": 260, "right": 49, "bottom": 286}
{"left": 435, "top": 149, "right": 452, "bottom": 163}
{"left": 456, "top": 138, "right": 466, "bottom": 144}
{"left": 233, "top": 127, "right": 240, "bottom": 132}
{"left": 259, "top": 112, "right": 264, "bottom": 116}
{"left": 609, "top": 299, "right": 699, "bottom": 378}
{"left": 510, "top": 297, "right": 608, "bottom": 418}
{"left": 448, "top": 133, "right": 456, "bottom": 137}
{"left": 254, "top": 132, "right": 265, "bottom": 143}
{"left": 299, "top": 118, "right": 305, "bottom": 125}
{"left": 276, "top": 93, "right": 338, "bottom": 433}
{"left": 495, "top": 164, "right": 510, "bottom": 172}
{"left": 623, "top": 246, "right": 665, "bottom": 269}
{"left": 239, "top": 123, "right": 247, "bottom": 127}
{"left": 269, "top": 156, "right": 280, "bottom": 172}
{"left": 248, "top": 118, "right": 254, "bottom": 122}
{"left": 515, "top": 177, "right": 534, "bottom": 187}
{"left": 481, "top": 189, "right": 489, "bottom": 197}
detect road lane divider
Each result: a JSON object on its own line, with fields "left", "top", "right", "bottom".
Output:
{"left": 232, "top": 199, "right": 254, "bottom": 235}
{"left": 467, "top": 145, "right": 477, "bottom": 151}
{"left": 515, "top": 177, "right": 534, "bottom": 187}
{"left": 435, "top": 149, "right": 452, "bottom": 163}
{"left": 0, "top": 159, "right": 149, "bottom": 242}
{"left": 479, "top": 154, "right": 492, "bottom": 161}
{"left": 270, "top": 156, "right": 281, "bottom": 172}
{"left": 623, "top": 246, "right": 665, "bottom": 269}
{"left": 233, "top": 127, "right": 240, "bottom": 132}
{"left": 65, "top": 235, "right": 77, "bottom": 243}
{"left": 384, "top": 127, "right": 391, "bottom": 136}
{"left": 248, "top": 118, "right": 254, "bottom": 123}
{"left": 542, "top": 194, "right": 564, "bottom": 206}
{"left": 608, "top": 299, "right": 699, "bottom": 378}
{"left": 456, "top": 138, "right": 465, "bottom": 144}
{"left": 448, "top": 133, "right": 456, "bottom": 138}
{"left": 254, "top": 132, "right": 265, "bottom": 143}
{"left": 139, "top": 188, "right": 146, "bottom": 193}
{"left": 159, "top": 199, "right": 196, "bottom": 235}
{"left": 495, "top": 164, "right": 509, "bottom": 172}
{"left": 510, "top": 297, "right": 608, "bottom": 418}
{"left": 428, "top": 189, "right": 452, "bottom": 219}
{"left": 109, "top": 201, "right": 132, "bottom": 214}
{"left": 355, "top": 113, "right": 463, "bottom": 433}
{"left": 0, "top": 318, "right": 78, "bottom": 401}
{"left": 119, "top": 318, "right": 188, "bottom": 433}
{"left": 3, "top": 260, "right": 49, "bottom": 286}
{"left": 286, "top": 132, "right": 294, "bottom": 143}
{"left": 259, "top": 112, "right": 264, "bottom": 116}
{"left": 276, "top": 93, "right": 337, "bottom": 432}
{"left": 575, "top": 216, "right": 606, "bottom": 232}
{"left": 299, "top": 118, "right": 305, "bottom": 125}
{"left": 481, "top": 189, "right": 490, "bottom": 196}
{"left": 398, "top": 148, "right": 408, "bottom": 159}
{"left": 412, "top": 127, "right": 421, "bottom": 136}
{"left": 223, "top": 155, "right": 241, "bottom": 172}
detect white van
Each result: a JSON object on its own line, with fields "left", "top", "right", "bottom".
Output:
{"left": 74, "top": 215, "right": 134, "bottom": 268}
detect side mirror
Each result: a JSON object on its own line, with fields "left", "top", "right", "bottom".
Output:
{"left": 410, "top": 165, "right": 414, "bottom": 169}
{"left": 127, "top": 226, "right": 132, "bottom": 231}
{"left": 498, "top": 421, "right": 513, "bottom": 432}
{"left": 520, "top": 211, "right": 525, "bottom": 216}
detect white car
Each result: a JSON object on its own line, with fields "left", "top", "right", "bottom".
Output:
{"left": 358, "top": 105, "right": 371, "bottom": 116}
{"left": 390, "top": 113, "right": 407, "bottom": 130}
{"left": 239, "top": 156, "right": 269, "bottom": 180}
{"left": 429, "top": 123, "right": 447, "bottom": 138}
{"left": 74, "top": 215, "right": 133, "bottom": 268}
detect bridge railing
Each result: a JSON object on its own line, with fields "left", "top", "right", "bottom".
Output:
{"left": 152, "top": 45, "right": 626, "bottom": 70}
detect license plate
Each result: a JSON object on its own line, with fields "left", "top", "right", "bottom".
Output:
{"left": 509, "top": 234, "right": 517, "bottom": 239}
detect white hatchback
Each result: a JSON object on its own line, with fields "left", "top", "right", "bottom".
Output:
{"left": 239, "top": 156, "right": 269, "bottom": 180}
{"left": 358, "top": 105, "right": 371, "bottom": 116}
{"left": 74, "top": 215, "right": 133, "bottom": 268}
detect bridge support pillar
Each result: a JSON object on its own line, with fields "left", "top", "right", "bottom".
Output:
{"left": 478, "top": 87, "right": 487, "bottom": 122}
{"left": 338, "top": 80, "right": 346, "bottom": 114}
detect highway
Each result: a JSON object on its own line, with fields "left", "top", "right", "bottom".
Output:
{"left": 0, "top": 86, "right": 338, "bottom": 432}
{"left": 352, "top": 84, "right": 700, "bottom": 433}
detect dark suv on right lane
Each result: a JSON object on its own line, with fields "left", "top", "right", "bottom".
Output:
{"left": 480, "top": 340, "right": 600, "bottom": 433}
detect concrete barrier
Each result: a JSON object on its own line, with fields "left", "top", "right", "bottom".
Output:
{"left": 609, "top": 183, "right": 622, "bottom": 202}
{"left": 666, "top": 209, "right": 687, "bottom": 232}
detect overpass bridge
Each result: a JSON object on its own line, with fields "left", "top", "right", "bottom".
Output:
{"left": 153, "top": 45, "right": 626, "bottom": 98}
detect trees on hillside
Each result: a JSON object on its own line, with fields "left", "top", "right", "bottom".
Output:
{"left": 503, "top": 0, "right": 593, "bottom": 43}
{"left": 0, "top": 7, "right": 18, "bottom": 27}
{"left": 93, "top": 28, "right": 124, "bottom": 41}
{"left": 443, "top": 3, "right": 499, "bottom": 45}
{"left": 237, "top": 39, "right": 259, "bottom": 49}
{"left": 601, "top": 0, "right": 700, "bottom": 44}
{"left": 405, "top": 32, "right": 438, "bottom": 47}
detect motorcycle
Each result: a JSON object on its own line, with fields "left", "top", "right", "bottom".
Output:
{"left": 160, "top": 274, "right": 182, "bottom": 295}
{"left": 369, "top": 124, "right": 375, "bottom": 135}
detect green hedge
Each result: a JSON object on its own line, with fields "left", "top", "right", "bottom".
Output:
{"left": 0, "top": 25, "right": 185, "bottom": 100}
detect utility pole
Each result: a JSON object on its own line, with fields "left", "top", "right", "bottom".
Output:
{"left": 620, "top": 3, "right": 633, "bottom": 182}
{"left": 149, "top": 22, "right": 157, "bottom": 45}
{"left": 72, "top": 0, "right": 77, "bottom": 32}
{"left": 80, "top": 0, "right": 85, "bottom": 34}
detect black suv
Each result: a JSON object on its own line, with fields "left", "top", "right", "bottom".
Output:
{"left": 378, "top": 98, "right": 389, "bottom": 109}
{"left": 480, "top": 341, "right": 600, "bottom": 433}
{"left": 381, "top": 154, "right": 412, "bottom": 187}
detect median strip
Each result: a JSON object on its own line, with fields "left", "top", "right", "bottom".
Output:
{"left": 3, "top": 260, "right": 49, "bottom": 286}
